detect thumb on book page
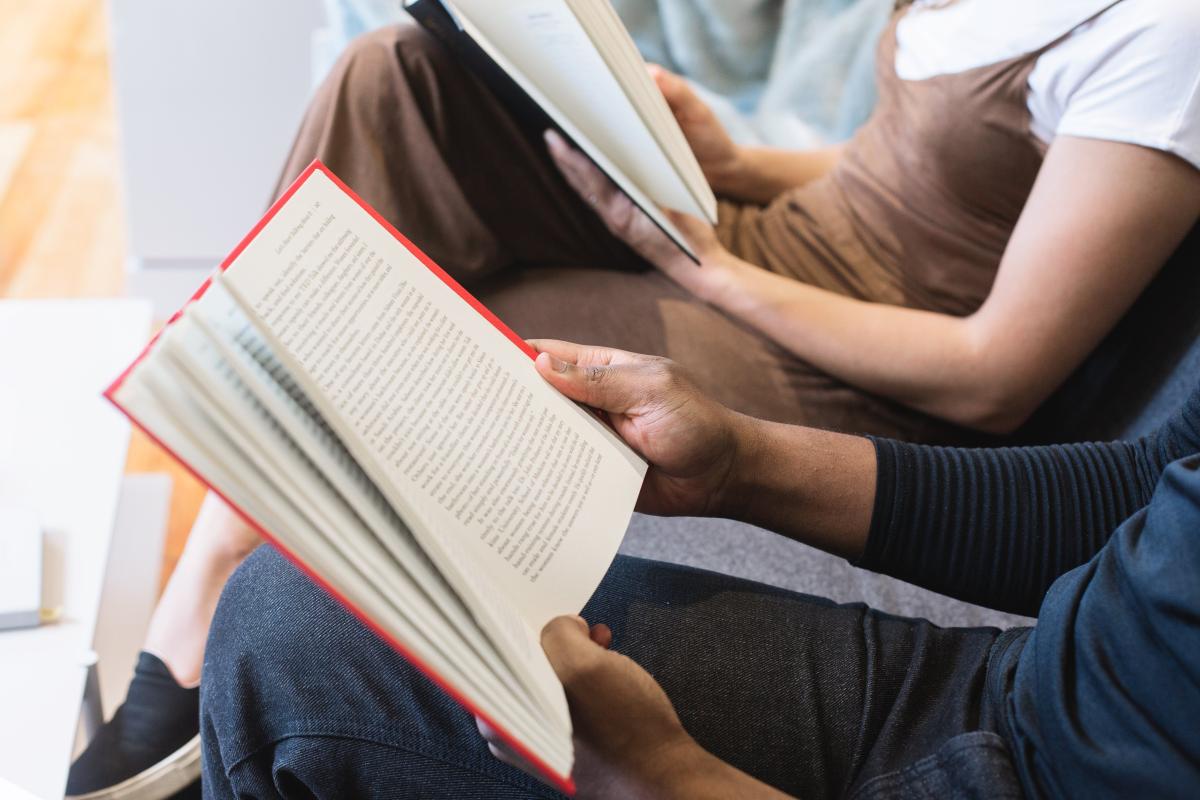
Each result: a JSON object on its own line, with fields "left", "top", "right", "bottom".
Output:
{"left": 535, "top": 352, "right": 646, "bottom": 415}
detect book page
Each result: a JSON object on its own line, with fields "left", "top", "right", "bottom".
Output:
{"left": 180, "top": 286, "right": 572, "bottom": 733}
{"left": 219, "top": 166, "right": 646, "bottom": 630}
{"left": 565, "top": 0, "right": 717, "bottom": 221}
{"left": 446, "top": 0, "right": 714, "bottom": 222}
{"left": 110, "top": 348, "right": 572, "bottom": 773}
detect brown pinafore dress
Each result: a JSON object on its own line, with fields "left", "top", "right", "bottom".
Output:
{"left": 273, "top": 5, "right": 1111, "bottom": 443}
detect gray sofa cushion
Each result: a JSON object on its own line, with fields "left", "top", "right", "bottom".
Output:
{"left": 619, "top": 515, "right": 1035, "bottom": 629}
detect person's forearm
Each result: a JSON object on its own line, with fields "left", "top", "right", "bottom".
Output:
{"left": 720, "top": 145, "right": 845, "bottom": 205}
{"left": 634, "top": 739, "right": 796, "bottom": 800}
{"left": 707, "top": 259, "right": 1026, "bottom": 433}
{"left": 866, "top": 437, "right": 1155, "bottom": 616}
{"left": 725, "top": 399, "right": 1199, "bottom": 615}
{"left": 724, "top": 414, "right": 877, "bottom": 560}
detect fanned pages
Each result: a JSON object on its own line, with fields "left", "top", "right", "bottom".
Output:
{"left": 105, "top": 161, "right": 646, "bottom": 795}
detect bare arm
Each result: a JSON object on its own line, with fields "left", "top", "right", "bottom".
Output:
{"left": 632, "top": 69, "right": 1200, "bottom": 433}
{"left": 593, "top": 137, "right": 1193, "bottom": 434}
{"left": 549, "top": 125, "right": 1199, "bottom": 434}
{"left": 719, "top": 145, "right": 846, "bottom": 205}
{"left": 699, "top": 138, "right": 1200, "bottom": 432}
{"left": 491, "top": 338, "right": 1200, "bottom": 794}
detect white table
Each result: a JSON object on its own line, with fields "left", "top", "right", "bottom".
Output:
{"left": 0, "top": 299, "right": 152, "bottom": 799}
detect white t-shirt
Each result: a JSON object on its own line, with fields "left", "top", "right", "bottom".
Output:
{"left": 894, "top": 0, "right": 1200, "bottom": 170}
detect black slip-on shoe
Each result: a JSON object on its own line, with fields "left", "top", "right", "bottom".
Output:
{"left": 66, "top": 651, "right": 201, "bottom": 800}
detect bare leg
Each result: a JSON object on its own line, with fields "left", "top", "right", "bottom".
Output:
{"left": 142, "top": 493, "right": 259, "bottom": 688}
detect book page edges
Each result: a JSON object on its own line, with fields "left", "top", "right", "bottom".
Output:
{"left": 564, "top": 0, "right": 717, "bottom": 223}
{"left": 102, "top": 159, "right": 577, "bottom": 796}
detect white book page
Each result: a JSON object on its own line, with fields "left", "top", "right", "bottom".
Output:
{"left": 182, "top": 284, "right": 576, "bottom": 734}
{"left": 176, "top": 288, "right": 571, "bottom": 736}
{"left": 110, "top": 353, "right": 572, "bottom": 776}
{"left": 220, "top": 167, "right": 646, "bottom": 630}
{"left": 564, "top": 0, "right": 717, "bottom": 221}
{"left": 446, "top": 0, "right": 715, "bottom": 223}
{"left": 151, "top": 324, "right": 571, "bottom": 762}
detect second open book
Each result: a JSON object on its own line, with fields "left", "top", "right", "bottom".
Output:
{"left": 105, "top": 162, "right": 646, "bottom": 794}
{"left": 405, "top": 0, "right": 717, "bottom": 261}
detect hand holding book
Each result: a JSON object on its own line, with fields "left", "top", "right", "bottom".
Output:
{"left": 527, "top": 338, "right": 754, "bottom": 519}
{"left": 646, "top": 65, "right": 746, "bottom": 199}
{"left": 481, "top": 339, "right": 836, "bottom": 798}
{"left": 406, "top": 0, "right": 718, "bottom": 261}
{"left": 484, "top": 614, "right": 700, "bottom": 799}
{"left": 543, "top": 130, "right": 741, "bottom": 304}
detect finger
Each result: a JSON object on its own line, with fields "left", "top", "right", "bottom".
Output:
{"left": 534, "top": 352, "right": 659, "bottom": 414}
{"left": 541, "top": 615, "right": 599, "bottom": 683}
{"left": 544, "top": 132, "right": 668, "bottom": 254}
{"left": 526, "top": 338, "right": 605, "bottom": 365}
{"left": 544, "top": 129, "right": 598, "bottom": 187}
{"left": 649, "top": 66, "right": 695, "bottom": 116}
{"left": 663, "top": 207, "right": 713, "bottom": 240}
{"left": 527, "top": 339, "right": 645, "bottom": 368}
{"left": 590, "top": 623, "right": 613, "bottom": 649}
{"left": 544, "top": 131, "right": 620, "bottom": 209}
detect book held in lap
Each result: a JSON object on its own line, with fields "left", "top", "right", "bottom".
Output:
{"left": 105, "top": 161, "right": 646, "bottom": 794}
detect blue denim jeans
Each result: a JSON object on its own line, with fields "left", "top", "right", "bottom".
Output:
{"left": 201, "top": 547, "right": 1026, "bottom": 798}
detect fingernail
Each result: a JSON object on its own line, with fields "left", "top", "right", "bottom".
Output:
{"left": 550, "top": 355, "right": 569, "bottom": 373}
{"left": 543, "top": 129, "right": 561, "bottom": 150}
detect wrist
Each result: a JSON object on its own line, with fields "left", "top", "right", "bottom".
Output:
{"left": 714, "top": 412, "right": 769, "bottom": 522}
{"left": 707, "top": 145, "right": 750, "bottom": 197}
{"left": 718, "top": 146, "right": 777, "bottom": 205}
{"left": 725, "top": 419, "right": 877, "bottom": 559}
{"left": 694, "top": 251, "right": 748, "bottom": 308}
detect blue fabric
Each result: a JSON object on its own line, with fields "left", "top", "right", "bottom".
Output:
{"left": 317, "top": 0, "right": 892, "bottom": 147}
{"left": 862, "top": 382, "right": 1200, "bottom": 797}
{"left": 610, "top": 0, "right": 893, "bottom": 145}
{"left": 200, "top": 399, "right": 1200, "bottom": 797}
{"left": 201, "top": 553, "right": 1022, "bottom": 798}
{"left": 864, "top": 383, "right": 1200, "bottom": 616}
{"left": 1122, "top": 338, "right": 1200, "bottom": 438}
{"left": 1003, "top": 454, "right": 1200, "bottom": 798}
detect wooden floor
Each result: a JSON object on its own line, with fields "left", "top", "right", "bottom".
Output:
{"left": 0, "top": 0, "right": 206, "bottom": 586}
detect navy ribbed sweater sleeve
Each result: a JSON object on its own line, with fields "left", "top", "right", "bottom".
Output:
{"left": 858, "top": 385, "right": 1200, "bottom": 616}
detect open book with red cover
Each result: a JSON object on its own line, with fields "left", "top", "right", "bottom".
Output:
{"left": 105, "top": 161, "right": 646, "bottom": 794}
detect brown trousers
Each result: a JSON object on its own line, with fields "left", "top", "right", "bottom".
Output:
{"left": 275, "top": 23, "right": 971, "bottom": 442}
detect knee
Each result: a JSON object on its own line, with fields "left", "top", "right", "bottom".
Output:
{"left": 203, "top": 546, "right": 320, "bottom": 698}
{"left": 200, "top": 546, "right": 482, "bottom": 772}
{"left": 202, "top": 544, "right": 445, "bottom": 718}
{"left": 328, "top": 21, "right": 448, "bottom": 98}
{"left": 200, "top": 545, "right": 325, "bottom": 770}
{"left": 201, "top": 546, "right": 350, "bottom": 712}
